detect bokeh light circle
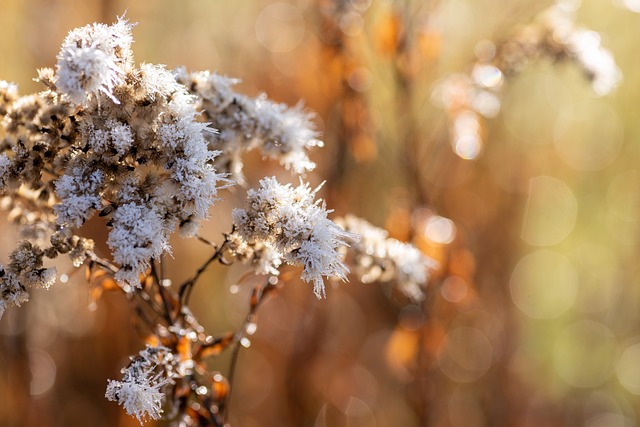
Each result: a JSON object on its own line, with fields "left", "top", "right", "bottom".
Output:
{"left": 553, "top": 320, "right": 617, "bottom": 388}
{"left": 424, "top": 215, "right": 456, "bottom": 244}
{"left": 521, "top": 176, "right": 577, "bottom": 246}
{"left": 441, "top": 276, "right": 468, "bottom": 303}
{"left": 255, "top": 3, "right": 305, "bottom": 53}
{"left": 510, "top": 250, "right": 578, "bottom": 319}
{"left": 617, "top": 343, "right": 640, "bottom": 394}
{"left": 437, "top": 327, "right": 493, "bottom": 383}
{"left": 29, "top": 349, "right": 57, "bottom": 396}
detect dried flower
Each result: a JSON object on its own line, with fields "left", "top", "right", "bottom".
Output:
{"left": 107, "top": 202, "right": 168, "bottom": 287}
{"left": 432, "top": 1, "right": 621, "bottom": 159}
{"left": 56, "top": 17, "right": 134, "bottom": 104}
{"left": 336, "top": 215, "right": 438, "bottom": 301}
{"left": 106, "top": 345, "right": 178, "bottom": 425}
{"left": 175, "top": 69, "right": 322, "bottom": 185}
{"left": 0, "top": 268, "right": 29, "bottom": 319}
{"left": 232, "top": 177, "right": 353, "bottom": 298}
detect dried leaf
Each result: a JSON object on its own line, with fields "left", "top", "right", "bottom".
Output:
{"left": 211, "top": 374, "right": 229, "bottom": 401}
{"left": 195, "top": 332, "right": 234, "bottom": 360}
{"left": 176, "top": 335, "right": 192, "bottom": 361}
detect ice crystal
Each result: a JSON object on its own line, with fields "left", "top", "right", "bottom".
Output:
{"left": 105, "top": 378, "right": 165, "bottom": 424}
{"left": 0, "top": 269, "right": 29, "bottom": 319}
{"left": 54, "top": 166, "right": 105, "bottom": 228}
{"left": 108, "top": 203, "right": 168, "bottom": 287}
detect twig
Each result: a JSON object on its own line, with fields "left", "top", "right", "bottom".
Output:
{"left": 223, "top": 278, "right": 277, "bottom": 424}
{"left": 178, "top": 237, "right": 230, "bottom": 307}
{"left": 151, "top": 259, "right": 175, "bottom": 325}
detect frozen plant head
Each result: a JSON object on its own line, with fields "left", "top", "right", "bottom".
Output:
{"left": 105, "top": 377, "right": 165, "bottom": 424}
{"left": 175, "top": 69, "right": 322, "bottom": 185}
{"left": 0, "top": 268, "right": 29, "bottom": 319}
{"left": 0, "top": 14, "right": 440, "bottom": 426}
{"left": 105, "top": 345, "right": 178, "bottom": 425}
{"left": 231, "top": 177, "right": 354, "bottom": 298}
{"left": 56, "top": 17, "right": 134, "bottom": 104}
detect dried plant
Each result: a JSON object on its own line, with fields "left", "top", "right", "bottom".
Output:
{"left": 0, "top": 17, "right": 437, "bottom": 426}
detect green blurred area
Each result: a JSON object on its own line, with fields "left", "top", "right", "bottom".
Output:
{"left": 2, "top": 0, "right": 640, "bottom": 426}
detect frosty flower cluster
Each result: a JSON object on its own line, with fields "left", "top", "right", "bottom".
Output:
{"left": 0, "top": 17, "right": 227, "bottom": 296}
{"left": 0, "top": 16, "right": 439, "bottom": 426}
{"left": 56, "top": 19, "right": 134, "bottom": 104}
{"left": 432, "top": 1, "right": 621, "bottom": 159}
{"left": 0, "top": 241, "right": 55, "bottom": 318}
{"left": 105, "top": 345, "right": 179, "bottom": 424}
{"left": 336, "top": 215, "right": 438, "bottom": 301}
{"left": 175, "top": 69, "right": 322, "bottom": 185}
{"left": 230, "top": 177, "right": 353, "bottom": 298}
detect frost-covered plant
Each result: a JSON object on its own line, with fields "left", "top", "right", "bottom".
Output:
{"left": 105, "top": 345, "right": 179, "bottom": 424}
{"left": 230, "top": 177, "right": 353, "bottom": 298}
{"left": 0, "top": 17, "right": 437, "bottom": 426}
{"left": 335, "top": 215, "right": 439, "bottom": 301}
{"left": 175, "top": 68, "right": 323, "bottom": 185}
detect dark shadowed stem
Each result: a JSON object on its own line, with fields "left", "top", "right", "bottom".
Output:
{"left": 197, "top": 234, "right": 217, "bottom": 247}
{"left": 151, "top": 259, "right": 175, "bottom": 325}
{"left": 131, "top": 302, "right": 157, "bottom": 332}
{"left": 178, "top": 236, "right": 231, "bottom": 307}
{"left": 87, "top": 251, "right": 169, "bottom": 329}
{"left": 160, "top": 252, "right": 166, "bottom": 282}
{"left": 224, "top": 346, "right": 242, "bottom": 425}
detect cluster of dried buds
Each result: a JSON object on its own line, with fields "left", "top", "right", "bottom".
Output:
{"left": 0, "top": 17, "right": 437, "bottom": 425}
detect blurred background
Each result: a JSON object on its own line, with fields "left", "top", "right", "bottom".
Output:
{"left": 2, "top": 0, "right": 640, "bottom": 426}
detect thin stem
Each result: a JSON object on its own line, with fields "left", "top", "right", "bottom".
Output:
{"left": 87, "top": 251, "right": 169, "bottom": 329}
{"left": 225, "top": 342, "right": 242, "bottom": 425}
{"left": 87, "top": 251, "right": 119, "bottom": 274}
{"left": 151, "top": 259, "right": 174, "bottom": 325}
{"left": 178, "top": 237, "right": 230, "bottom": 307}
{"left": 197, "top": 234, "right": 217, "bottom": 247}
{"left": 223, "top": 278, "right": 276, "bottom": 424}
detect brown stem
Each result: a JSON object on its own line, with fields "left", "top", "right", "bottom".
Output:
{"left": 178, "top": 236, "right": 231, "bottom": 307}
{"left": 151, "top": 259, "right": 175, "bottom": 325}
{"left": 223, "top": 278, "right": 277, "bottom": 424}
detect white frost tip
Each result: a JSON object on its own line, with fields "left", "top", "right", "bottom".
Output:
{"left": 55, "top": 17, "right": 135, "bottom": 105}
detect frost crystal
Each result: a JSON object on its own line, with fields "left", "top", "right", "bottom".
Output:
{"left": 0, "top": 153, "right": 11, "bottom": 191}
{"left": 105, "top": 378, "right": 165, "bottom": 425}
{"left": 105, "top": 345, "right": 178, "bottom": 425}
{"left": 81, "top": 118, "right": 134, "bottom": 157}
{"left": 0, "top": 269, "right": 29, "bottom": 319}
{"left": 56, "top": 17, "right": 134, "bottom": 104}
{"left": 0, "top": 241, "right": 60, "bottom": 319}
{"left": 232, "top": 177, "right": 353, "bottom": 298}
{"left": 565, "top": 29, "right": 621, "bottom": 96}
